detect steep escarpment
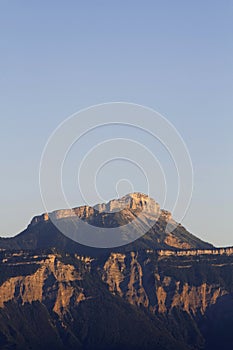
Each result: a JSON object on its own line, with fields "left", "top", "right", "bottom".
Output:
{"left": 101, "top": 249, "right": 233, "bottom": 349}
{"left": 102, "top": 250, "right": 233, "bottom": 315}
{"left": 0, "top": 251, "right": 90, "bottom": 316}
{"left": 30, "top": 193, "right": 160, "bottom": 226}
{"left": 0, "top": 193, "right": 231, "bottom": 349}
{"left": 0, "top": 248, "right": 233, "bottom": 349}
{"left": 0, "top": 250, "right": 193, "bottom": 350}
{"left": 0, "top": 193, "right": 213, "bottom": 252}
{"left": 103, "top": 252, "right": 149, "bottom": 307}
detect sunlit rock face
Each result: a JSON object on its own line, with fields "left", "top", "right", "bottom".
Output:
{"left": 26, "top": 192, "right": 213, "bottom": 251}
{"left": 102, "top": 250, "right": 231, "bottom": 315}
{"left": 0, "top": 252, "right": 91, "bottom": 317}
{"left": 95, "top": 192, "right": 160, "bottom": 215}
{"left": 30, "top": 193, "right": 161, "bottom": 225}
{"left": 1, "top": 193, "right": 233, "bottom": 349}
{"left": 30, "top": 206, "right": 96, "bottom": 225}
{"left": 1, "top": 248, "right": 232, "bottom": 319}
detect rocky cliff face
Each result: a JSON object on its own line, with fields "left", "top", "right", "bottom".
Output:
{"left": 95, "top": 192, "right": 160, "bottom": 215}
{"left": 0, "top": 193, "right": 230, "bottom": 349}
{"left": 102, "top": 250, "right": 232, "bottom": 315}
{"left": 26, "top": 193, "right": 212, "bottom": 251}
{"left": 30, "top": 193, "right": 161, "bottom": 226}
{"left": 0, "top": 249, "right": 196, "bottom": 350}
{"left": 0, "top": 251, "right": 91, "bottom": 317}
{"left": 103, "top": 252, "right": 149, "bottom": 308}
{"left": 0, "top": 248, "right": 233, "bottom": 349}
{"left": 1, "top": 248, "right": 233, "bottom": 318}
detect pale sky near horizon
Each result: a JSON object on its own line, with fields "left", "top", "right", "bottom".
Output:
{"left": 0, "top": 1, "right": 232, "bottom": 246}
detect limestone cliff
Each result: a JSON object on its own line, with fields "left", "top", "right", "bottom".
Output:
{"left": 0, "top": 248, "right": 233, "bottom": 349}
{"left": 25, "top": 193, "right": 213, "bottom": 251}
{"left": 102, "top": 250, "right": 233, "bottom": 315}
{"left": 30, "top": 193, "right": 160, "bottom": 225}
{"left": 0, "top": 252, "right": 90, "bottom": 316}
{"left": 1, "top": 194, "right": 233, "bottom": 349}
{"left": 1, "top": 247, "right": 233, "bottom": 318}
{"left": 95, "top": 192, "right": 160, "bottom": 215}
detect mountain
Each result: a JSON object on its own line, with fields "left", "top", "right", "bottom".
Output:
{"left": 0, "top": 249, "right": 193, "bottom": 350}
{"left": 1, "top": 248, "right": 233, "bottom": 349}
{"left": 1, "top": 193, "right": 232, "bottom": 350}
{"left": 0, "top": 193, "right": 213, "bottom": 254}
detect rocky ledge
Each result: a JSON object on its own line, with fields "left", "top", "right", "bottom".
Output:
{"left": 30, "top": 193, "right": 161, "bottom": 226}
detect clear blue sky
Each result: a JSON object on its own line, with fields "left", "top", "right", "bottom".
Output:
{"left": 0, "top": 1, "right": 232, "bottom": 246}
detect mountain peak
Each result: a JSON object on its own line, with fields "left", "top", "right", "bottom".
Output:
{"left": 0, "top": 191, "right": 213, "bottom": 252}
{"left": 30, "top": 192, "right": 161, "bottom": 226}
{"left": 94, "top": 192, "right": 160, "bottom": 214}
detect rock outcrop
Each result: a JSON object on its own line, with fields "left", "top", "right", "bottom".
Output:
{"left": 30, "top": 193, "right": 161, "bottom": 225}
{"left": 1, "top": 193, "right": 233, "bottom": 349}
{"left": 0, "top": 247, "right": 233, "bottom": 349}
{"left": 0, "top": 252, "right": 89, "bottom": 316}
{"left": 25, "top": 193, "right": 213, "bottom": 251}
{"left": 95, "top": 192, "right": 160, "bottom": 215}
{"left": 102, "top": 249, "right": 233, "bottom": 316}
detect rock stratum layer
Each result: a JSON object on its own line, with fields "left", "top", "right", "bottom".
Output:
{"left": 0, "top": 193, "right": 231, "bottom": 350}
{"left": 0, "top": 248, "right": 233, "bottom": 349}
{"left": 2, "top": 193, "right": 213, "bottom": 253}
{"left": 31, "top": 193, "right": 161, "bottom": 225}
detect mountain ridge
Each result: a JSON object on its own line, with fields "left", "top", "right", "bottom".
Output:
{"left": 30, "top": 192, "right": 161, "bottom": 226}
{"left": 0, "top": 193, "right": 233, "bottom": 349}
{"left": 0, "top": 193, "right": 213, "bottom": 253}
{"left": 0, "top": 247, "right": 233, "bottom": 349}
